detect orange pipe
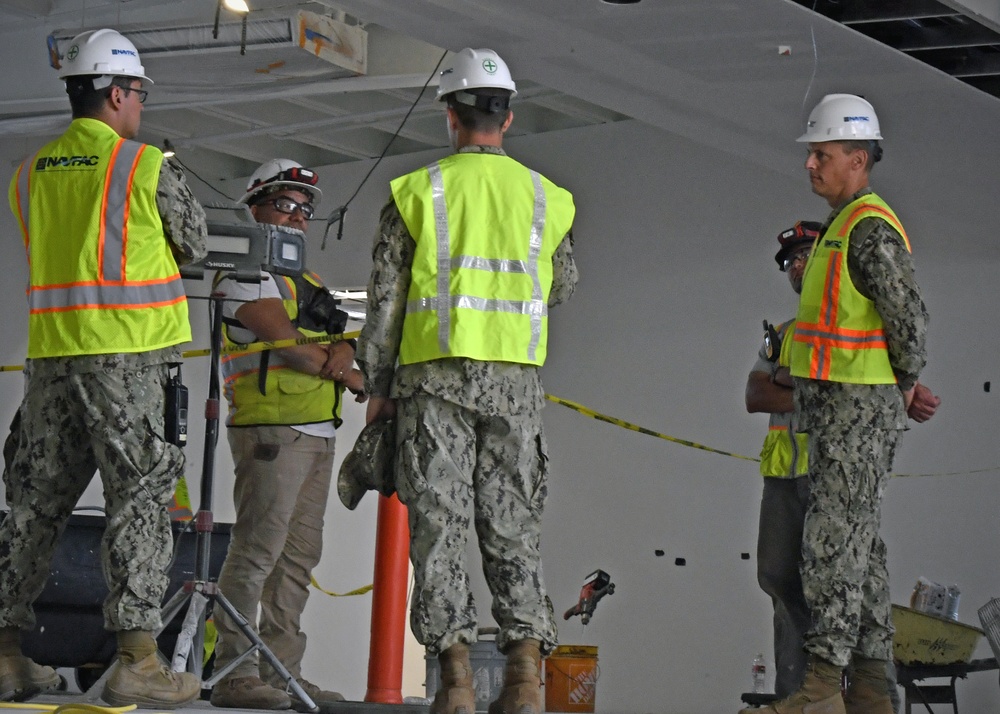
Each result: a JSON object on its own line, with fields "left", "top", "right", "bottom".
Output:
{"left": 365, "top": 493, "right": 410, "bottom": 703}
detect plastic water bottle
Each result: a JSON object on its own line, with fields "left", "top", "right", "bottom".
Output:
{"left": 752, "top": 652, "right": 766, "bottom": 694}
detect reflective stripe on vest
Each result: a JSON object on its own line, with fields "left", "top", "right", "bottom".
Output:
{"left": 394, "top": 152, "right": 574, "bottom": 366}
{"left": 790, "top": 193, "right": 906, "bottom": 384}
{"left": 12, "top": 119, "right": 190, "bottom": 358}
{"left": 218, "top": 272, "right": 343, "bottom": 427}
{"left": 13, "top": 155, "right": 34, "bottom": 253}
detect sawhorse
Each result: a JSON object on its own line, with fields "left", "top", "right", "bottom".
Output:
{"left": 895, "top": 657, "right": 998, "bottom": 713}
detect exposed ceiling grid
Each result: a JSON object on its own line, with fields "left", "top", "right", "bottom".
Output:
{"left": 791, "top": 0, "right": 1000, "bottom": 101}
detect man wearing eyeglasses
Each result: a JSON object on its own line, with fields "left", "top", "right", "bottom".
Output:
{"left": 745, "top": 221, "right": 819, "bottom": 703}
{"left": 0, "top": 28, "right": 206, "bottom": 707}
{"left": 210, "top": 159, "right": 364, "bottom": 711}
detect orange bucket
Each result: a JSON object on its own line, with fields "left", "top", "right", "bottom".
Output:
{"left": 544, "top": 645, "right": 599, "bottom": 713}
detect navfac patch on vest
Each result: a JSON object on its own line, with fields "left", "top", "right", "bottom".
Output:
{"left": 35, "top": 155, "right": 100, "bottom": 171}
{"left": 824, "top": 239, "right": 843, "bottom": 249}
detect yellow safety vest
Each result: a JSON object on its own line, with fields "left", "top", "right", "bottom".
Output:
{"left": 790, "top": 193, "right": 910, "bottom": 384}
{"left": 218, "top": 271, "right": 344, "bottom": 427}
{"left": 9, "top": 118, "right": 190, "bottom": 358}
{"left": 391, "top": 152, "right": 575, "bottom": 366}
{"left": 760, "top": 321, "right": 809, "bottom": 478}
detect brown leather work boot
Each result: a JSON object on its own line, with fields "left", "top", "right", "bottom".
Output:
{"left": 431, "top": 643, "right": 475, "bottom": 714}
{"left": 843, "top": 657, "right": 893, "bottom": 714}
{"left": 289, "top": 678, "right": 346, "bottom": 712}
{"left": 211, "top": 675, "right": 292, "bottom": 710}
{"left": 738, "top": 655, "right": 845, "bottom": 714}
{"left": 488, "top": 639, "right": 542, "bottom": 714}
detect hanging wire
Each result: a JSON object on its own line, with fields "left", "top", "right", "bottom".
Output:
{"left": 318, "top": 48, "right": 450, "bottom": 250}
{"left": 802, "top": 0, "right": 822, "bottom": 112}
{"left": 171, "top": 154, "right": 237, "bottom": 202}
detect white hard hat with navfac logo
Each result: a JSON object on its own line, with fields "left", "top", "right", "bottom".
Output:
{"left": 58, "top": 28, "right": 152, "bottom": 87}
{"left": 436, "top": 47, "right": 517, "bottom": 101}
{"left": 797, "top": 93, "right": 882, "bottom": 143}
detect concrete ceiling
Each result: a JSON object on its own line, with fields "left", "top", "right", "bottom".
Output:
{"left": 0, "top": 0, "right": 998, "bottom": 207}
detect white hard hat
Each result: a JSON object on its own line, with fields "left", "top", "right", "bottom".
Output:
{"left": 436, "top": 48, "right": 517, "bottom": 101}
{"left": 239, "top": 159, "right": 323, "bottom": 206}
{"left": 58, "top": 28, "right": 152, "bottom": 85}
{"left": 797, "top": 93, "right": 881, "bottom": 142}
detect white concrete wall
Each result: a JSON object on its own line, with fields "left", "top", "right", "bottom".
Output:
{"left": 2, "top": 112, "right": 999, "bottom": 712}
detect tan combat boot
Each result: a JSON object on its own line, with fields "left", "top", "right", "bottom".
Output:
{"left": 431, "top": 643, "right": 475, "bottom": 714}
{"left": 0, "top": 656, "right": 62, "bottom": 701}
{"left": 102, "top": 630, "right": 200, "bottom": 709}
{"left": 739, "top": 655, "right": 845, "bottom": 714}
{"left": 843, "top": 657, "right": 893, "bottom": 714}
{"left": 0, "top": 627, "right": 61, "bottom": 701}
{"left": 487, "top": 639, "right": 542, "bottom": 714}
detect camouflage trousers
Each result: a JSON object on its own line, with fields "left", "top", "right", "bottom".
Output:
{"left": 214, "top": 426, "right": 335, "bottom": 682}
{"left": 0, "top": 360, "right": 182, "bottom": 632}
{"left": 801, "top": 425, "right": 901, "bottom": 668}
{"left": 394, "top": 395, "right": 557, "bottom": 656}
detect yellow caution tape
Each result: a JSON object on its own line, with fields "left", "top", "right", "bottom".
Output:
{"left": 0, "top": 331, "right": 363, "bottom": 372}
{"left": 545, "top": 393, "right": 761, "bottom": 463}
{"left": 182, "top": 330, "right": 362, "bottom": 359}
{"left": 545, "top": 393, "right": 1000, "bottom": 478}
{"left": 4, "top": 341, "right": 993, "bottom": 478}
{"left": 310, "top": 573, "right": 373, "bottom": 597}
{"left": 891, "top": 467, "right": 1000, "bottom": 478}
{"left": 0, "top": 705, "right": 137, "bottom": 714}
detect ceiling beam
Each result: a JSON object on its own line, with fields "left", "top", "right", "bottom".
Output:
{"left": 0, "top": 0, "right": 53, "bottom": 17}
{"left": 876, "top": 23, "right": 1000, "bottom": 51}
{"left": 840, "top": 0, "right": 961, "bottom": 25}
{"left": 929, "top": 49, "right": 1000, "bottom": 77}
{"left": 175, "top": 85, "right": 559, "bottom": 150}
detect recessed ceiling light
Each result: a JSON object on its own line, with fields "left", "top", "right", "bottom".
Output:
{"left": 600, "top": 0, "right": 641, "bottom": 4}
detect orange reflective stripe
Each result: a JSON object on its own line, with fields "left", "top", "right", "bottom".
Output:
{"left": 794, "top": 328, "right": 887, "bottom": 350}
{"left": 793, "top": 323, "right": 888, "bottom": 380}
{"left": 14, "top": 158, "right": 33, "bottom": 249}
{"left": 838, "top": 203, "right": 911, "bottom": 252}
{"left": 768, "top": 425, "right": 788, "bottom": 432}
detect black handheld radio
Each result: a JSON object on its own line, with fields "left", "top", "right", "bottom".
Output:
{"left": 165, "top": 364, "right": 189, "bottom": 447}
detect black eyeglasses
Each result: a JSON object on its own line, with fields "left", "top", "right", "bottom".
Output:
{"left": 782, "top": 248, "right": 811, "bottom": 272}
{"left": 263, "top": 196, "right": 315, "bottom": 220}
{"left": 118, "top": 86, "right": 148, "bottom": 104}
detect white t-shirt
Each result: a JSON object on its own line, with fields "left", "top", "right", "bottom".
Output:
{"left": 215, "top": 273, "right": 337, "bottom": 438}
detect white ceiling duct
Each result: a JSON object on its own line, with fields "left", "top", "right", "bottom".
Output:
{"left": 50, "top": 10, "right": 367, "bottom": 90}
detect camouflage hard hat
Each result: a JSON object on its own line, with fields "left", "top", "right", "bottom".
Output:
{"left": 337, "top": 418, "right": 396, "bottom": 510}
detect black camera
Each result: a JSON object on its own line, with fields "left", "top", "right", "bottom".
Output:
{"left": 299, "top": 281, "right": 349, "bottom": 335}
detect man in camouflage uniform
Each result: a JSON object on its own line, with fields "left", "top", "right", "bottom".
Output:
{"left": 357, "top": 48, "right": 577, "bottom": 714}
{"left": 745, "top": 95, "right": 940, "bottom": 714}
{"left": 0, "top": 29, "right": 206, "bottom": 707}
